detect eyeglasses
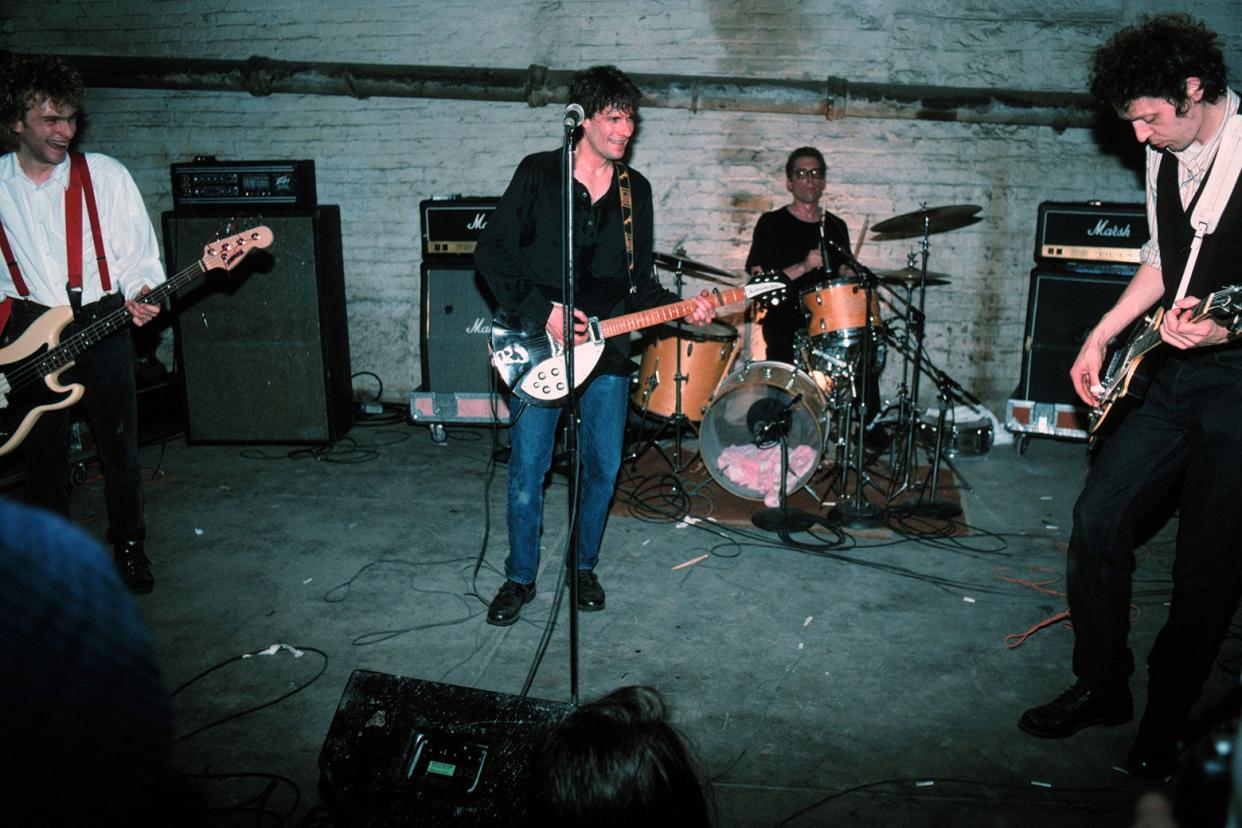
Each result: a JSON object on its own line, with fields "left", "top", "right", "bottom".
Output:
{"left": 792, "top": 168, "right": 826, "bottom": 180}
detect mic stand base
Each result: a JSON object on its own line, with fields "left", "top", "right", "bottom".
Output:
{"left": 895, "top": 498, "right": 962, "bottom": 520}
{"left": 828, "top": 499, "right": 887, "bottom": 529}
{"left": 752, "top": 507, "right": 818, "bottom": 534}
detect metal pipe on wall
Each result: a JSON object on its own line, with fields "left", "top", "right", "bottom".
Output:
{"left": 6, "top": 52, "right": 1100, "bottom": 131}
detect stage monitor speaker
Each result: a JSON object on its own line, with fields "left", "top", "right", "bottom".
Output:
{"left": 1016, "top": 268, "right": 1131, "bottom": 406}
{"left": 161, "top": 208, "right": 353, "bottom": 443}
{"left": 421, "top": 260, "right": 498, "bottom": 394}
{"left": 319, "top": 669, "right": 571, "bottom": 826}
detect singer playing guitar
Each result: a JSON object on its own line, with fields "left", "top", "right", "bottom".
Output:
{"left": 473, "top": 65, "right": 715, "bottom": 626}
{"left": 1018, "top": 14, "right": 1242, "bottom": 782}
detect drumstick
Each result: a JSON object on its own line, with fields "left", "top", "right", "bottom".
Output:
{"left": 854, "top": 215, "right": 870, "bottom": 258}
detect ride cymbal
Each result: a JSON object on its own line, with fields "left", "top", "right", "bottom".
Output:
{"left": 653, "top": 251, "right": 734, "bottom": 282}
{"left": 871, "top": 204, "right": 982, "bottom": 239}
{"left": 874, "top": 266, "right": 951, "bottom": 286}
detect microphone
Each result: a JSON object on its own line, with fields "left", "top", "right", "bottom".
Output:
{"left": 562, "top": 103, "right": 585, "bottom": 129}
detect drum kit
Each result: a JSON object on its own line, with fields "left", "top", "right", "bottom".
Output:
{"left": 628, "top": 203, "right": 988, "bottom": 528}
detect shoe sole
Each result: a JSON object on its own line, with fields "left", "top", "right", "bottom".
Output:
{"left": 577, "top": 600, "right": 605, "bottom": 612}
{"left": 1018, "top": 709, "right": 1133, "bottom": 739}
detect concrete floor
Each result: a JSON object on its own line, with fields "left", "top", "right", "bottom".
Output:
{"left": 48, "top": 414, "right": 1234, "bottom": 826}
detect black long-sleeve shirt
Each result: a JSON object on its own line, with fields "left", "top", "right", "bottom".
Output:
{"left": 475, "top": 149, "right": 676, "bottom": 375}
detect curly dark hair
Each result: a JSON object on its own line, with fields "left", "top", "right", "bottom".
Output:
{"left": 785, "top": 146, "right": 826, "bottom": 179}
{"left": 1089, "top": 13, "right": 1228, "bottom": 113}
{"left": 568, "top": 65, "right": 642, "bottom": 119}
{"left": 0, "top": 53, "right": 85, "bottom": 147}
{"left": 530, "top": 685, "right": 712, "bottom": 827}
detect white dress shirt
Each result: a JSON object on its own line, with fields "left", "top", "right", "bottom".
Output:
{"left": 0, "top": 151, "right": 165, "bottom": 307}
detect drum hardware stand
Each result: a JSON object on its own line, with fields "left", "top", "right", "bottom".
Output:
{"left": 750, "top": 394, "right": 818, "bottom": 534}
{"left": 624, "top": 261, "right": 701, "bottom": 474}
{"left": 821, "top": 234, "right": 886, "bottom": 528}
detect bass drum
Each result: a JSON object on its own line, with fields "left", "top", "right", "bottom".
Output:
{"left": 700, "top": 361, "right": 829, "bottom": 501}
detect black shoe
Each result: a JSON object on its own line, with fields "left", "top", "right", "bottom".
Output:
{"left": 576, "top": 570, "right": 605, "bottom": 611}
{"left": 1018, "top": 680, "right": 1133, "bottom": 738}
{"left": 113, "top": 540, "right": 154, "bottom": 594}
{"left": 1126, "top": 709, "right": 1184, "bottom": 779}
{"left": 487, "top": 580, "right": 535, "bottom": 626}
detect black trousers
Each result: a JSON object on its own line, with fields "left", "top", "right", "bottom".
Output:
{"left": 1068, "top": 346, "right": 1242, "bottom": 716}
{"left": 2, "top": 295, "right": 145, "bottom": 543}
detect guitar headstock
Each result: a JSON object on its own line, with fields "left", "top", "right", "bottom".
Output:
{"left": 744, "top": 269, "right": 790, "bottom": 309}
{"left": 201, "top": 226, "right": 275, "bottom": 273}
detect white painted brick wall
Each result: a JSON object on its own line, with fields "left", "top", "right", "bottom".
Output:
{"left": 2, "top": 0, "right": 1240, "bottom": 416}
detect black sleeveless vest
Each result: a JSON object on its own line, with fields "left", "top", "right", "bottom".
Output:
{"left": 1156, "top": 115, "right": 1242, "bottom": 309}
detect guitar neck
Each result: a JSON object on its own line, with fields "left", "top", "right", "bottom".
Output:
{"left": 46, "top": 259, "right": 209, "bottom": 363}
{"left": 597, "top": 287, "right": 746, "bottom": 339}
{"left": 1128, "top": 291, "right": 1222, "bottom": 363}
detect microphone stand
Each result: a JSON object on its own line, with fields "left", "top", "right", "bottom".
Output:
{"left": 822, "top": 234, "right": 886, "bottom": 528}
{"left": 751, "top": 394, "right": 818, "bottom": 534}
{"left": 560, "top": 118, "right": 581, "bottom": 705}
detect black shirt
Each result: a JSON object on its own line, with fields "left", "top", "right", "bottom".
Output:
{"left": 744, "top": 206, "right": 852, "bottom": 362}
{"left": 475, "top": 149, "right": 676, "bottom": 375}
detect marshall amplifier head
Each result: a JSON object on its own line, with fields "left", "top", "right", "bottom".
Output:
{"left": 420, "top": 197, "right": 499, "bottom": 258}
{"left": 1035, "top": 201, "right": 1147, "bottom": 266}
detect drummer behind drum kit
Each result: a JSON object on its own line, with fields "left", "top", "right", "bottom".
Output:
{"left": 629, "top": 204, "right": 991, "bottom": 528}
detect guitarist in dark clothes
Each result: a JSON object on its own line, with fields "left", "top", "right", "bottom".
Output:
{"left": 1019, "top": 14, "right": 1242, "bottom": 779}
{"left": 0, "top": 54, "right": 164, "bottom": 593}
{"left": 474, "top": 65, "right": 714, "bottom": 626}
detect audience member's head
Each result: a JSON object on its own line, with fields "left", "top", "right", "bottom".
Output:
{"left": 0, "top": 497, "right": 172, "bottom": 823}
{"left": 530, "top": 685, "right": 712, "bottom": 827}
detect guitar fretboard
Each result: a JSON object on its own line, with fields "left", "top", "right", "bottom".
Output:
{"left": 597, "top": 287, "right": 747, "bottom": 339}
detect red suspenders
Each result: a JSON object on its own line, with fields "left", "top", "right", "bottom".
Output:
{"left": 0, "top": 151, "right": 112, "bottom": 300}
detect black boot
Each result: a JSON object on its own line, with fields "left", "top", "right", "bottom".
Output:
{"left": 1018, "top": 679, "right": 1132, "bottom": 738}
{"left": 113, "top": 540, "right": 154, "bottom": 594}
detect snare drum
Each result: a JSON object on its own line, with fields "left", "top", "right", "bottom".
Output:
{"left": 631, "top": 321, "right": 737, "bottom": 421}
{"left": 801, "top": 277, "right": 881, "bottom": 346}
{"left": 917, "top": 415, "right": 994, "bottom": 457}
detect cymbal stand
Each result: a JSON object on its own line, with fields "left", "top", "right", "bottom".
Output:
{"left": 625, "top": 262, "right": 698, "bottom": 473}
{"left": 888, "top": 210, "right": 937, "bottom": 503}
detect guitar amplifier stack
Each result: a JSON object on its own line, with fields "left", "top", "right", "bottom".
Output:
{"left": 409, "top": 197, "right": 508, "bottom": 437}
{"left": 1006, "top": 201, "right": 1145, "bottom": 445}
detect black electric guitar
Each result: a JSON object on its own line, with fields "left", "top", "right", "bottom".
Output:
{"left": 0, "top": 226, "right": 274, "bottom": 456}
{"left": 490, "top": 272, "right": 788, "bottom": 406}
{"left": 1088, "top": 283, "right": 1242, "bottom": 444}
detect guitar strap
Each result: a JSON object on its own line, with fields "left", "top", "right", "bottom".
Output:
{"left": 616, "top": 163, "right": 636, "bottom": 294}
{"left": 1172, "top": 114, "right": 1242, "bottom": 301}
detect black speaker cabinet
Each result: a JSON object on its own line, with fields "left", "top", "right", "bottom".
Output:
{"left": 1016, "top": 268, "right": 1131, "bottom": 405}
{"left": 420, "top": 259, "right": 498, "bottom": 394}
{"left": 319, "top": 669, "right": 571, "bottom": 826}
{"left": 161, "top": 208, "right": 353, "bottom": 443}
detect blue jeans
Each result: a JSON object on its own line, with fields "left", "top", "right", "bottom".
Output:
{"left": 504, "top": 373, "right": 628, "bottom": 585}
{"left": 1068, "top": 348, "right": 1242, "bottom": 714}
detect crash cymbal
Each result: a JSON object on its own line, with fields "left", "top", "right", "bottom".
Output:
{"left": 653, "top": 251, "right": 734, "bottom": 282}
{"left": 871, "top": 204, "right": 982, "bottom": 239}
{"left": 874, "top": 266, "right": 951, "bottom": 286}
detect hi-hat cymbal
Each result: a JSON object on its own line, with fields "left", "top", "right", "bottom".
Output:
{"left": 874, "top": 266, "right": 951, "bottom": 286}
{"left": 653, "top": 251, "right": 733, "bottom": 282}
{"left": 871, "top": 204, "right": 982, "bottom": 239}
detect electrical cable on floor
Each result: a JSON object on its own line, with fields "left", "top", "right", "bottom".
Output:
{"left": 768, "top": 775, "right": 1132, "bottom": 826}
{"left": 168, "top": 644, "right": 328, "bottom": 745}
{"left": 184, "top": 770, "right": 301, "bottom": 827}
{"left": 319, "top": 557, "right": 484, "bottom": 645}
